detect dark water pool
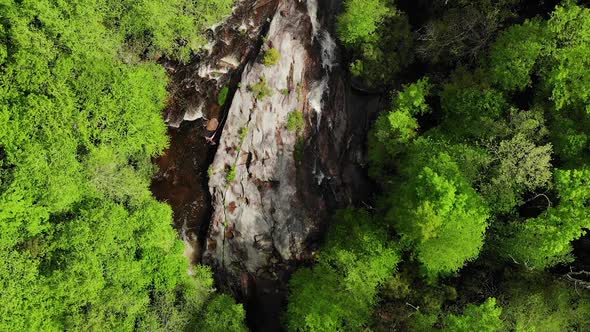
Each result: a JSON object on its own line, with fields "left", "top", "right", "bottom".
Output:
{"left": 150, "top": 121, "right": 215, "bottom": 263}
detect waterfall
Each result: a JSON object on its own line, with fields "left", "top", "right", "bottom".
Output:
{"left": 305, "top": 0, "right": 338, "bottom": 131}
{"left": 306, "top": 0, "right": 319, "bottom": 39}
{"left": 320, "top": 30, "right": 337, "bottom": 71}
{"left": 308, "top": 77, "right": 329, "bottom": 130}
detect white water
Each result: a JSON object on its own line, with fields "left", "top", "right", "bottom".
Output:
{"left": 306, "top": 0, "right": 319, "bottom": 39}
{"left": 181, "top": 222, "right": 196, "bottom": 276}
{"left": 197, "top": 64, "right": 229, "bottom": 80}
{"left": 305, "top": 0, "right": 338, "bottom": 129}
{"left": 320, "top": 30, "right": 337, "bottom": 71}
{"left": 308, "top": 77, "right": 329, "bottom": 130}
{"left": 314, "top": 166, "right": 326, "bottom": 185}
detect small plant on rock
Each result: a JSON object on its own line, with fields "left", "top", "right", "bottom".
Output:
{"left": 248, "top": 75, "right": 273, "bottom": 100}
{"left": 218, "top": 86, "right": 229, "bottom": 106}
{"left": 263, "top": 48, "right": 281, "bottom": 66}
{"left": 287, "top": 110, "right": 305, "bottom": 133}
{"left": 226, "top": 164, "right": 236, "bottom": 183}
{"left": 239, "top": 127, "right": 249, "bottom": 144}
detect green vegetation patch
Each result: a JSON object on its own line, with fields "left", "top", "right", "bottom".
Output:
{"left": 288, "top": 3, "right": 590, "bottom": 331}
{"left": 226, "top": 164, "right": 237, "bottom": 183}
{"left": 218, "top": 86, "right": 230, "bottom": 106}
{"left": 0, "top": 0, "right": 246, "bottom": 330}
{"left": 263, "top": 47, "right": 281, "bottom": 66}
{"left": 287, "top": 110, "right": 305, "bottom": 133}
{"left": 249, "top": 75, "right": 273, "bottom": 100}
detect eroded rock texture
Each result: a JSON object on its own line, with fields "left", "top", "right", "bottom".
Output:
{"left": 202, "top": 2, "right": 378, "bottom": 327}
{"left": 163, "top": 0, "right": 278, "bottom": 129}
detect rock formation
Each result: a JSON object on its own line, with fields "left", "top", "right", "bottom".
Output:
{"left": 202, "top": 0, "right": 380, "bottom": 328}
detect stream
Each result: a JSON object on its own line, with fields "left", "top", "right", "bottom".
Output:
{"left": 150, "top": 121, "right": 215, "bottom": 265}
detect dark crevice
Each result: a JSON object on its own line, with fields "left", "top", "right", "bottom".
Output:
{"left": 150, "top": 2, "right": 278, "bottom": 264}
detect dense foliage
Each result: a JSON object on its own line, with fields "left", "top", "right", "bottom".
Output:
{"left": 337, "top": 0, "right": 413, "bottom": 86}
{"left": 6, "top": 0, "right": 590, "bottom": 330}
{"left": 0, "top": 0, "right": 245, "bottom": 331}
{"left": 288, "top": 1, "right": 590, "bottom": 331}
{"left": 287, "top": 209, "right": 400, "bottom": 331}
{"left": 388, "top": 148, "right": 490, "bottom": 278}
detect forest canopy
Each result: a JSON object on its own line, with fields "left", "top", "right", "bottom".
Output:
{"left": 288, "top": 0, "right": 590, "bottom": 331}
{"left": 0, "top": 0, "right": 245, "bottom": 331}
{"left": 4, "top": 0, "right": 590, "bottom": 331}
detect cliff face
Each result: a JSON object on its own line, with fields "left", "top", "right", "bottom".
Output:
{"left": 204, "top": 0, "right": 318, "bottom": 279}
{"left": 153, "top": 0, "right": 279, "bottom": 267}
{"left": 153, "top": 0, "right": 380, "bottom": 329}
{"left": 163, "top": 0, "right": 278, "bottom": 130}
{"left": 202, "top": 0, "right": 378, "bottom": 327}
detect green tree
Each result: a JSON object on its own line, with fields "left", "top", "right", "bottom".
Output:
{"left": 442, "top": 298, "right": 503, "bottom": 332}
{"left": 0, "top": 0, "right": 240, "bottom": 330}
{"left": 549, "top": 110, "right": 590, "bottom": 162}
{"left": 488, "top": 19, "right": 547, "bottom": 92}
{"left": 110, "top": 0, "right": 234, "bottom": 61}
{"left": 197, "top": 294, "right": 248, "bottom": 332}
{"left": 369, "top": 79, "right": 430, "bottom": 177}
{"left": 501, "top": 273, "right": 590, "bottom": 332}
{"left": 287, "top": 209, "right": 400, "bottom": 331}
{"left": 287, "top": 266, "right": 345, "bottom": 332}
{"left": 481, "top": 134, "right": 553, "bottom": 214}
{"left": 486, "top": 2, "right": 590, "bottom": 163}
{"left": 336, "top": 0, "right": 413, "bottom": 85}
{"left": 336, "top": 0, "right": 394, "bottom": 47}
{"left": 497, "top": 168, "right": 590, "bottom": 269}
{"left": 544, "top": 1, "right": 590, "bottom": 113}
{"left": 439, "top": 79, "right": 509, "bottom": 141}
{"left": 416, "top": 0, "right": 521, "bottom": 67}
{"left": 388, "top": 148, "right": 490, "bottom": 277}
{"left": 413, "top": 298, "right": 503, "bottom": 332}
{"left": 438, "top": 69, "right": 553, "bottom": 213}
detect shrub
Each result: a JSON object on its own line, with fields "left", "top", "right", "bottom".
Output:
{"left": 287, "top": 111, "right": 305, "bottom": 132}
{"left": 226, "top": 165, "right": 236, "bottom": 183}
{"left": 263, "top": 48, "right": 281, "bottom": 66}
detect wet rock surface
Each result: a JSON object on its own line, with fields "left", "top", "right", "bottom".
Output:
{"left": 152, "top": 0, "right": 278, "bottom": 260}
{"left": 152, "top": 0, "right": 383, "bottom": 330}
{"left": 162, "top": 0, "right": 279, "bottom": 129}
{"left": 202, "top": 0, "right": 381, "bottom": 329}
{"left": 150, "top": 122, "right": 214, "bottom": 265}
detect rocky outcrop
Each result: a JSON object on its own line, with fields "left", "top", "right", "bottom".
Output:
{"left": 202, "top": 1, "right": 379, "bottom": 328}
{"left": 162, "top": 0, "right": 278, "bottom": 129}
{"left": 204, "top": 0, "right": 321, "bottom": 279}
{"left": 153, "top": 0, "right": 280, "bottom": 272}
{"left": 153, "top": 0, "right": 381, "bottom": 328}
